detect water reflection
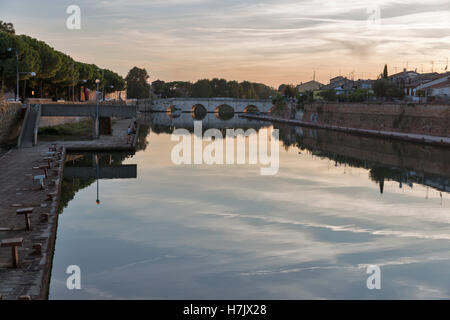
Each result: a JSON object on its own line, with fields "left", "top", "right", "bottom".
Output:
{"left": 49, "top": 113, "right": 450, "bottom": 299}
{"left": 59, "top": 152, "right": 137, "bottom": 212}
{"left": 140, "top": 112, "right": 270, "bottom": 134}
{"left": 275, "top": 123, "right": 450, "bottom": 194}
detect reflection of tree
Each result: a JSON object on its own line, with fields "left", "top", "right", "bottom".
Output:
{"left": 58, "top": 178, "right": 95, "bottom": 212}
{"left": 277, "top": 123, "right": 450, "bottom": 194}
{"left": 150, "top": 124, "right": 175, "bottom": 135}
{"left": 136, "top": 125, "right": 151, "bottom": 151}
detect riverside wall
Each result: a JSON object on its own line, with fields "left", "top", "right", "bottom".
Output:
{"left": 303, "top": 103, "right": 450, "bottom": 138}
{"left": 0, "top": 102, "right": 24, "bottom": 145}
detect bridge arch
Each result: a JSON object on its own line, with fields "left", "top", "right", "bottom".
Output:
{"left": 191, "top": 104, "right": 207, "bottom": 120}
{"left": 214, "top": 104, "right": 234, "bottom": 120}
{"left": 167, "top": 105, "right": 181, "bottom": 118}
{"left": 243, "top": 105, "right": 260, "bottom": 114}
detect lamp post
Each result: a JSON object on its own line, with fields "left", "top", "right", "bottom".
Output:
{"left": 95, "top": 79, "right": 100, "bottom": 139}
{"left": 7, "top": 48, "right": 19, "bottom": 101}
{"left": 19, "top": 72, "right": 36, "bottom": 100}
{"left": 97, "top": 68, "right": 104, "bottom": 101}
{"left": 109, "top": 85, "right": 114, "bottom": 100}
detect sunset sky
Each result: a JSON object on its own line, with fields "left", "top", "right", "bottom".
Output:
{"left": 1, "top": 0, "right": 449, "bottom": 87}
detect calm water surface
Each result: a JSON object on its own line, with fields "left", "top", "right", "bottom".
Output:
{"left": 49, "top": 113, "right": 450, "bottom": 299}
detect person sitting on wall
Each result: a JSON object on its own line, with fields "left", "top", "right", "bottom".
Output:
{"left": 127, "top": 125, "right": 132, "bottom": 144}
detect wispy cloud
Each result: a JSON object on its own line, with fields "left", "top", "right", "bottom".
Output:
{"left": 1, "top": 0, "right": 449, "bottom": 85}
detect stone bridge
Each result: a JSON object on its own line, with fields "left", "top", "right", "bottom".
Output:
{"left": 151, "top": 98, "right": 273, "bottom": 114}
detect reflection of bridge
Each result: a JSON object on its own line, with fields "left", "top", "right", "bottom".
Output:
{"left": 64, "top": 152, "right": 137, "bottom": 180}
{"left": 64, "top": 165, "right": 137, "bottom": 180}
{"left": 151, "top": 98, "right": 273, "bottom": 113}
{"left": 139, "top": 112, "right": 271, "bottom": 131}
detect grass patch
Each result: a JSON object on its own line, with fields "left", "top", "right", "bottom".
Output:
{"left": 38, "top": 119, "right": 93, "bottom": 141}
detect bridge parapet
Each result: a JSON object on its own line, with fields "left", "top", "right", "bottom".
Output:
{"left": 40, "top": 104, "right": 137, "bottom": 118}
{"left": 136, "top": 99, "right": 153, "bottom": 112}
{"left": 151, "top": 98, "right": 273, "bottom": 113}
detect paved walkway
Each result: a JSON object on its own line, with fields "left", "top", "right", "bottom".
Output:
{"left": 0, "top": 118, "right": 135, "bottom": 299}
{"left": 0, "top": 144, "right": 64, "bottom": 299}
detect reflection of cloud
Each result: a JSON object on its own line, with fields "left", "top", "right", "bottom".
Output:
{"left": 48, "top": 130, "right": 450, "bottom": 298}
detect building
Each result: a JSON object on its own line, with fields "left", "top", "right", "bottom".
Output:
{"left": 355, "top": 79, "right": 373, "bottom": 90}
{"left": 429, "top": 80, "right": 450, "bottom": 99}
{"left": 404, "top": 72, "right": 442, "bottom": 97}
{"left": 322, "top": 76, "right": 352, "bottom": 90}
{"left": 297, "top": 80, "right": 323, "bottom": 93}
{"left": 399, "top": 73, "right": 450, "bottom": 101}
{"left": 388, "top": 69, "right": 420, "bottom": 88}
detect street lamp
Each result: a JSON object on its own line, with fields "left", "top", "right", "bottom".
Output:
{"left": 19, "top": 71, "right": 36, "bottom": 100}
{"left": 7, "top": 48, "right": 19, "bottom": 101}
{"left": 94, "top": 79, "right": 100, "bottom": 138}
{"left": 97, "top": 68, "right": 104, "bottom": 101}
{"left": 109, "top": 85, "right": 115, "bottom": 100}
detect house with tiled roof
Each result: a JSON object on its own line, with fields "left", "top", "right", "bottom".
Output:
{"left": 415, "top": 73, "right": 450, "bottom": 99}
{"left": 297, "top": 80, "right": 324, "bottom": 93}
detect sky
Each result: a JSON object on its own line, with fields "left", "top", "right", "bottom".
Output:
{"left": 1, "top": 0, "right": 449, "bottom": 87}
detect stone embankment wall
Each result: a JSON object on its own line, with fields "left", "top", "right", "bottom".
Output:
{"left": 0, "top": 102, "right": 24, "bottom": 145}
{"left": 38, "top": 116, "right": 83, "bottom": 128}
{"left": 303, "top": 103, "right": 450, "bottom": 138}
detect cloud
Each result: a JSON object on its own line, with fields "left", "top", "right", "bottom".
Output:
{"left": 2, "top": 0, "right": 449, "bottom": 85}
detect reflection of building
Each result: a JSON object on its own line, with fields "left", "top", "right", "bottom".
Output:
{"left": 276, "top": 123, "right": 450, "bottom": 194}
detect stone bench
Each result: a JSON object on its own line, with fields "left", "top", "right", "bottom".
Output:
{"left": 16, "top": 207, "right": 34, "bottom": 231}
{"left": 43, "top": 157, "right": 54, "bottom": 166}
{"left": 33, "top": 175, "right": 46, "bottom": 190}
{"left": 1, "top": 238, "right": 24, "bottom": 268}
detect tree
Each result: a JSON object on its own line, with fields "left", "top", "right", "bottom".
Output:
{"left": 0, "top": 21, "right": 15, "bottom": 34}
{"left": 318, "top": 89, "right": 337, "bottom": 101}
{"left": 382, "top": 64, "right": 388, "bottom": 79}
{"left": 192, "top": 79, "right": 212, "bottom": 98}
{"left": 1, "top": 27, "right": 125, "bottom": 100}
{"left": 228, "top": 80, "right": 241, "bottom": 98}
{"left": 103, "top": 68, "right": 125, "bottom": 93}
{"left": 373, "top": 78, "right": 403, "bottom": 98}
{"left": 125, "top": 66, "right": 150, "bottom": 99}
{"left": 151, "top": 80, "right": 165, "bottom": 96}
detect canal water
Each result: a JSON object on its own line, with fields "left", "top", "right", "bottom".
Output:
{"left": 49, "top": 113, "right": 450, "bottom": 299}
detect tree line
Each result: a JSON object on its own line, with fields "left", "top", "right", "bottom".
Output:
{"left": 0, "top": 21, "right": 125, "bottom": 101}
{"left": 150, "top": 78, "right": 276, "bottom": 99}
